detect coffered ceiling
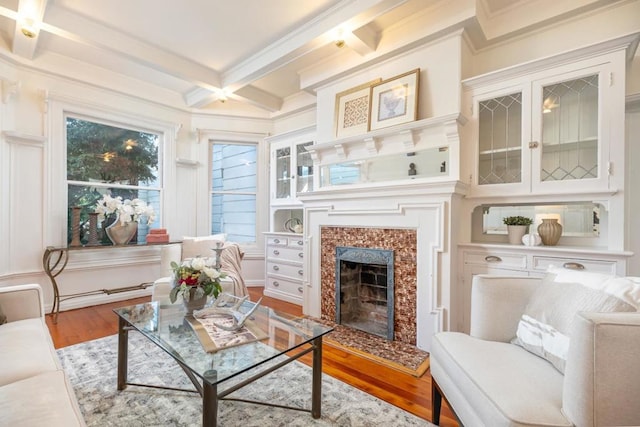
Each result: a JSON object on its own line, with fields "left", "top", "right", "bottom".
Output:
{"left": 0, "top": 0, "right": 625, "bottom": 113}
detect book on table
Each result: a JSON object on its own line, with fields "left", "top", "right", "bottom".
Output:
{"left": 186, "top": 310, "right": 268, "bottom": 353}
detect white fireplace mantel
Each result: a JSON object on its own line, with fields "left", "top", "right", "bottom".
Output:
{"left": 307, "top": 112, "right": 467, "bottom": 167}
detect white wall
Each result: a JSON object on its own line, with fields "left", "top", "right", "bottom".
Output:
{"left": 0, "top": 61, "right": 272, "bottom": 311}
{"left": 314, "top": 33, "right": 464, "bottom": 143}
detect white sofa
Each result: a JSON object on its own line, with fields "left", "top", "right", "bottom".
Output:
{"left": 431, "top": 274, "right": 640, "bottom": 427}
{"left": 0, "top": 284, "right": 86, "bottom": 426}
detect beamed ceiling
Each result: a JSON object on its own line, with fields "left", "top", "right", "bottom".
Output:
{"left": 0, "top": 0, "right": 626, "bottom": 114}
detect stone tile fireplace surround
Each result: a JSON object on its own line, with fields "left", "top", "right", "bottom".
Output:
{"left": 300, "top": 181, "right": 462, "bottom": 351}
{"left": 322, "top": 227, "right": 417, "bottom": 344}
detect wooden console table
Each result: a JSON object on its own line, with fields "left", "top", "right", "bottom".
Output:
{"left": 43, "top": 243, "right": 173, "bottom": 323}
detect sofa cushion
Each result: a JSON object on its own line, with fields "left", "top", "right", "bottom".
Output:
{"left": 432, "top": 332, "right": 571, "bottom": 427}
{"left": 0, "top": 318, "right": 61, "bottom": 386}
{"left": 512, "top": 267, "right": 640, "bottom": 373}
{"left": 0, "top": 370, "right": 85, "bottom": 426}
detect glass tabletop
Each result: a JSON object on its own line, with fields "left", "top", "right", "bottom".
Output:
{"left": 113, "top": 299, "right": 333, "bottom": 385}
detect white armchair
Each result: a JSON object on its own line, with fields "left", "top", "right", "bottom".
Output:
{"left": 430, "top": 274, "right": 640, "bottom": 427}
{"left": 152, "top": 238, "right": 249, "bottom": 305}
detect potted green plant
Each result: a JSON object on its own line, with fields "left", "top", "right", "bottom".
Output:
{"left": 503, "top": 216, "right": 533, "bottom": 245}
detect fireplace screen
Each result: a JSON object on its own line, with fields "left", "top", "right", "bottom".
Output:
{"left": 335, "top": 246, "right": 394, "bottom": 340}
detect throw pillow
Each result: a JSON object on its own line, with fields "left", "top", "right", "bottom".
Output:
{"left": 0, "top": 304, "right": 7, "bottom": 325}
{"left": 512, "top": 266, "right": 640, "bottom": 373}
{"left": 182, "top": 235, "right": 226, "bottom": 263}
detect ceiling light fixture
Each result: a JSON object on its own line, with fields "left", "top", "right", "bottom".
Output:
{"left": 20, "top": 18, "right": 38, "bottom": 39}
{"left": 335, "top": 39, "right": 345, "bottom": 48}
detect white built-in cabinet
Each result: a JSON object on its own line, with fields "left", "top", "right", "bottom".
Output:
{"left": 264, "top": 127, "right": 315, "bottom": 304}
{"left": 457, "top": 34, "right": 638, "bottom": 333}
{"left": 270, "top": 138, "right": 314, "bottom": 205}
{"left": 464, "top": 48, "right": 625, "bottom": 198}
{"left": 264, "top": 232, "right": 305, "bottom": 305}
{"left": 457, "top": 243, "right": 631, "bottom": 332}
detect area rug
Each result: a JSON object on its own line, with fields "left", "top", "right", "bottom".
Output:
{"left": 317, "top": 320, "right": 430, "bottom": 377}
{"left": 57, "top": 334, "right": 433, "bottom": 426}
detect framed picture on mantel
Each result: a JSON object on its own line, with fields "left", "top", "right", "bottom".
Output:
{"left": 369, "top": 68, "right": 420, "bottom": 131}
{"left": 334, "top": 78, "right": 381, "bottom": 139}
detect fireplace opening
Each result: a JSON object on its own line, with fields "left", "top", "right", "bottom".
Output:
{"left": 335, "top": 246, "right": 394, "bottom": 340}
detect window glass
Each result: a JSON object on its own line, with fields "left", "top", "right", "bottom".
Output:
{"left": 211, "top": 143, "right": 257, "bottom": 243}
{"left": 66, "top": 117, "right": 161, "bottom": 245}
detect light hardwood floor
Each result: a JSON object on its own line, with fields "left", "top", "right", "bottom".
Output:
{"left": 45, "top": 287, "right": 458, "bottom": 426}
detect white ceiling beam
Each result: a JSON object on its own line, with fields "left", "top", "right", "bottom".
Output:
{"left": 184, "top": 84, "right": 283, "bottom": 112}
{"left": 184, "top": 87, "right": 223, "bottom": 109}
{"left": 12, "top": 0, "right": 48, "bottom": 59}
{"left": 41, "top": 5, "right": 222, "bottom": 90}
{"left": 346, "top": 23, "right": 380, "bottom": 55}
{"left": 222, "top": 0, "right": 409, "bottom": 90}
{"left": 232, "top": 86, "right": 283, "bottom": 112}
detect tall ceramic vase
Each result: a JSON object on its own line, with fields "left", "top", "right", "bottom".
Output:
{"left": 538, "top": 218, "right": 563, "bottom": 246}
{"left": 106, "top": 215, "right": 138, "bottom": 245}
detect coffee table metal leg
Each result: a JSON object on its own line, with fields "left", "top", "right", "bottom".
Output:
{"left": 117, "top": 317, "right": 128, "bottom": 390}
{"left": 312, "top": 337, "right": 323, "bottom": 419}
{"left": 202, "top": 370, "right": 218, "bottom": 427}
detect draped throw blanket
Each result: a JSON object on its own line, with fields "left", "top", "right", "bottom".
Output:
{"left": 219, "top": 242, "right": 248, "bottom": 298}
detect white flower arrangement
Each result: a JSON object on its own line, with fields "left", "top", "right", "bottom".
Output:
{"left": 169, "top": 256, "right": 227, "bottom": 302}
{"left": 95, "top": 194, "right": 156, "bottom": 225}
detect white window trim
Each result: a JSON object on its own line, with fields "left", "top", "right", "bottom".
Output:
{"left": 45, "top": 93, "right": 178, "bottom": 248}
{"left": 197, "top": 129, "right": 269, "bottom": 255}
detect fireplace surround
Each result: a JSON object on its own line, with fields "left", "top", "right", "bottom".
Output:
{"left": 321, "top": 227, "right": 417, "bottom": 345}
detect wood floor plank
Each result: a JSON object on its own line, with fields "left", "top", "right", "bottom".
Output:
{"left": 46, "top": 289, "right": 458, "bottom": 426}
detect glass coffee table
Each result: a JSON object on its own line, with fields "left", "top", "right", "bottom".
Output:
{"left": 113, "top": 299, "right": 333, "bottom": 427}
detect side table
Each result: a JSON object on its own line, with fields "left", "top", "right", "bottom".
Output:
{"left": 42, "top": 243, "right": 175, "bottom": 323}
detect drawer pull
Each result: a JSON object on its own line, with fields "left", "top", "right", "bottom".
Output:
{"left": 563, "top": 262, "right": 585, "bottom": 270}
{"left": 273, "top": 250, "right": 280, "bottom": 255}
{"left": 272, "top": 265, "right": 280, "bottom": 271}
{"left": 297, "top": 240, "right": 303, "bottom": 245}
{"left": 298, "top": 287, "right": 303, "bottom": 293}
{"left": 485, "top": 255, "right": 502, "bottom": 263}
{"left": 298, "top": 269, "right": 303, "bottom": 276}
{"left": 274, "top": 238, "right": 280, "bottom": 244}
{"left": 298, "top": 252, "right": 304, "bottom": 258}
{"left": 273, "top": 281, "right": 280, "bottom": 287}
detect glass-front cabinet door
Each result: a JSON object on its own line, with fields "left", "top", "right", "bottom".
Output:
{"left": 531, "top": 67, "right": 607, "bottom": 193}
{"left": 295, "top": 141, "right": 313, "bottom": 195}
{"left": 472, "top": 64, "right": 610, "bottom": 196}
{"left": 274, "top": 146, "right": 291, "bottom": 201}
{"left": 477, "top": 92, "right": 525, "bottom": 186}
{"left": 473, "top": 87, "right": 532, "bottom": 195}
{"left": 271, "top": 140, "right": 314, "bottom": 204}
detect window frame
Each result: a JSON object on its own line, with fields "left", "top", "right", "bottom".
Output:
{"left": 198, "top": 130, "right": 268, "bottom": 254}
{"left": 209, "top": 140, "right": 258, "bottom": 244}
{"left": 46, "top": 95, "right": 177, "bottom": 247}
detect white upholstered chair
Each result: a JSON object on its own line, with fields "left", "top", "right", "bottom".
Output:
{"left": 430, "top": 273, "right": 640, "bottom": 427}
{"left": 152, "top": 237, "right": 249, "bottom": 305}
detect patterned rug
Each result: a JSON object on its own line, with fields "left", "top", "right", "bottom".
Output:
{"left": 57, "top": 334, "right": 433, "bottom": 426}
{"left": 316, "top": 319, "right": 430, "bottom": 377}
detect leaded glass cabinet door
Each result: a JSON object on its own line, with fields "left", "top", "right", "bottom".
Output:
{"left": 274, "top": 146, "right": 291, "bottom": 201}
{"left": 474, "top": 89, "right": 530, "bottom": 195}
{"left": 531, "top": 67, "right": 608, "bottom": 193}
